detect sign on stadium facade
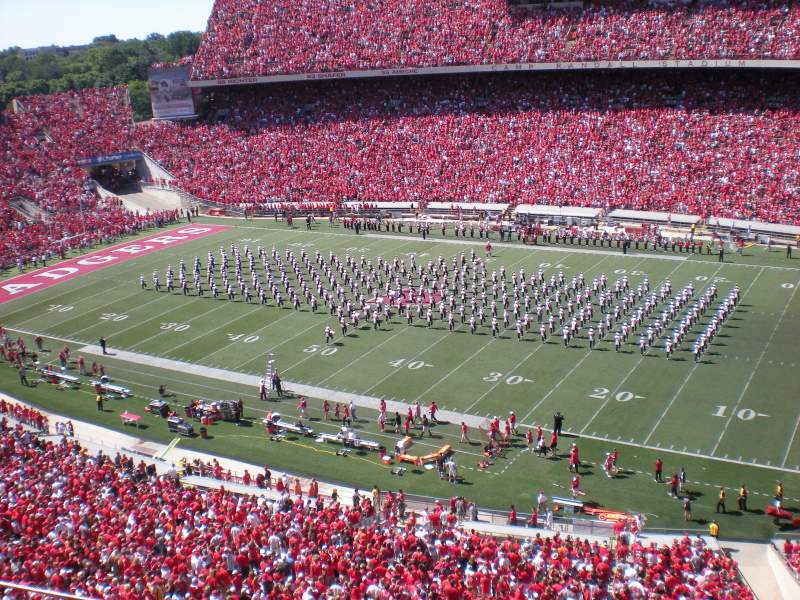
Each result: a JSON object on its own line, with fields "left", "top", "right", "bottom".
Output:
{"left": 188, "top": 59, "right": 800, "bottom": 88}
{"left": 148, "top": 66, "right": 198, "bottom": 119}
{"left": 76, "top": 151, "right": 142, "bottom": 168}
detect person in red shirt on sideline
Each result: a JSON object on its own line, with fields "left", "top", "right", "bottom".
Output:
{"left": 428, "top": 401, "right": 439, "bottom": 423}
{"left": 569, "top": 443, "right": 580, "bottom": 474}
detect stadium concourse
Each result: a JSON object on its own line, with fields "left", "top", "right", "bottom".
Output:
{"left": 0, "top": 87, "right": 181, "bottom": 272}
{"left": 189, "top": 0, "right": 800, "bottom": 79}
{"left": 0, "top": 398, "right": 761, "bottom": 599}
{"left": 137, "top": 70, "right": 800, "bottom": 225}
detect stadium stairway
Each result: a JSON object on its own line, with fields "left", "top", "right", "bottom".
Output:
{"left": 722, "top": 541, "right": 800, "bottom": 599}
{"left": 8, "top": 198, "right": 50, "bottom": 222}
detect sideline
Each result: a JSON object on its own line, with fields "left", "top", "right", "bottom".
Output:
{"left": 7, "top": 324, "right": 797, "bottom": 474}
{"left": 218, "top": 221, "right": 800, "bottom": 271}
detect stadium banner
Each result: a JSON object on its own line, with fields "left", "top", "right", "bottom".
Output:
{"left": 76, "top": 151, "right": 143, "bottom": 168}
{"left": 0, "top": 225, "right": 229, "bottom": 305}
{"left": 188, "top": 59, "right": 800, "bottom": 88}
{"left": 148, "top": 66, "right": 197, "bottom": 119}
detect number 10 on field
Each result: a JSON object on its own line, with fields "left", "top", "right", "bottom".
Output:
{"left": 713, "top": 405, "right": 769, "bottom": 421}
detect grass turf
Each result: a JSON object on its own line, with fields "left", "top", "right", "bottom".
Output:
{"left": 2, "top": 217, "right": 799, "bottom": 539}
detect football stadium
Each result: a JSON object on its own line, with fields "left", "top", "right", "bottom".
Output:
{"left": 2, "top": 1, "right": 800, "bottom": 598}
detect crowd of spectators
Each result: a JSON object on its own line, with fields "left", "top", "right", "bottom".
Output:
{"left": 0, "top": 404, "right": 754, "bottom": 599}
{"left": 136, "top": 70, "right": 800, "bottom": 225}
{"left": 17, "top": 86, "right": 134, "bottom": 159}
{"left": 782, "top": 538, "right": 800, "bottom": 576}
{"left": 190, "top": 0, "right": 800, "bottom": 79}
{"left": 0, "top": 87, "right": 179, "bottom": 271}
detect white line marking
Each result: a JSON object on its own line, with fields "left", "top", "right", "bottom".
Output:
{"left": 712, "top": 271, "right": 799, "bottom": 455}
{"left": 579, "top": 259, "right": 713, "bottom": 435}
{"left": 364, "top": 233, "right": 689, "bottom": 261}
{"left": 518, "top": 255, "right": 652, "bottom": 424}
{"left": 465, "top": 344, "right": 545, "bottom": 413}
{"left": 580, "top": 356, "right": 644, "bottom": 434}
{"left": 128, "top": 301, "right": 234, "bottom": 350}
{"left": 316, "top": 325, "right": 412, "bottom": 385}
{"left": 643, "top": 265, "right": 761, "bottom": 445}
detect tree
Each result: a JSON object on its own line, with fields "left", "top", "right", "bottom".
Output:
{"left": 0, "top": 32, "right": 201, "bottom": 120}
{"left": 127, "top": 79, "right": 151, "bottom": 122}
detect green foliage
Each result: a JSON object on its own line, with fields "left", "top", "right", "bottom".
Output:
{"left": 0, "top": 31, "right": 201, "bottom": 120}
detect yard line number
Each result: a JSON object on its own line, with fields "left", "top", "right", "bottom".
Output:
{"left": 160, "top": 322, "right": 191, "bottom": 332}
{"left": 538, "top": 263, "right": 566, "bottom": 270}
{"left": 48, "top": 304, "right": 74, "bottom": 313}
{"left": 100, "top": 313, "right": 128, "bottom": 322}
{"left": 389, "top": 359, "right": 433, "bottom": 369}
{"left": 227, "top": 333, "right": 260, "bottom": 343}
{"left": 712, "top": 405, "right": 768, "bottom": 421}
{"left": 589, "top": 388, "right": 644, "bottom": 402}
{"left": 614, "top": 269, "right": 646, "bottom": 276}
{"left": 483, "top": 372, "right": 533, "bottom": 385}
{"left": 303, "top": 344, "right": 338, "bottom": 356}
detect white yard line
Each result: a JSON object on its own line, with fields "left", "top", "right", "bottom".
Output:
{"left": 6, "top": 278, "right": 110, "bottom": 324}
{"left": 517, "top": 255, "right": 656, "bottom": 424}
{"left": 578, "top": 259, "right": 720, "bottom": 435}
{"left": 129, "top": 301, "right": 241, "bottom": 351}
{"left": 315, "top": 324, "right": 412, "bottom": 386}
{"left": 414, "top": 337, "right": 500, "bottom": 404}
{"left": 8, "top": 324, "right": 799, "bottom": 473}
{"left": 464, "top": 344, "right": 545, "bottom": 413}
{"left": 579, "top": 355, "right": 646, "bottom": 435}
{"left": 206, "top": 238, "right": 422, "bottom": 369}
{"left": 782, "top": 412, "right": 800, "bottom": 468}
{"left": 67, "top": 293, "right": 172, "bottom": 338}
{"left": 226, "top": 224, "right": 800, "bottom": 271}
{"left": 10, "top": 288, "right": 164, "bottom": 337}
{"left": 642, "top": 265, "right": 762, "bottom": 445}
{"left": 463, "top": 253, "right": 613, "bottom": 418}
{"left": 179, "top": 234, "right": 351, "bottom": 362}
{"left": 309, "top": 250, "right": 535, "bottom": 396}
{"left": 364, "top": 233, "right": 688, "bottom": 261}
{"left": 361, "top": 332, "right": 456, "bottom": 396}
{"left": 712, "top": 271, "right": 799, "bottom": 456}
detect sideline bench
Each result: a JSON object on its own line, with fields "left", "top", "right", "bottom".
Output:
{"left": 39, "top": 368, "right": 80, "bottom": 387}
{"left": 552, "top": 496, "right": 584, "bottom": 514}
{"left": 318, "top": 431, "right": 380, "bottom": 451}
{"left": 91, "top": 380, "right": 131, "bottom": 398}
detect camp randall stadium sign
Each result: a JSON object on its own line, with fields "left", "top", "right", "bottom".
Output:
{"left": 188, "top": 59, "right": 800, "bottom": 88}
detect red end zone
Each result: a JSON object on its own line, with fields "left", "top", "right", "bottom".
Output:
{"left": 0, "top": 224, "right": 229, "bottom": 305}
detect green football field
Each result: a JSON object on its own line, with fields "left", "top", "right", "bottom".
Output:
{"left": 2, "top": 217, "right": 800, "bottom": 539}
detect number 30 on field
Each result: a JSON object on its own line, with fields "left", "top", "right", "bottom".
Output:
{"left": 304, "top": 344, "right": 338, "bottom": 356}
{"left": 483, "top": 372, "right": 533, "bottom": 385}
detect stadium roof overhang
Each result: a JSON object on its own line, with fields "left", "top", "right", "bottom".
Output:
{"left": 188, "top": 59, "right": 800, "bottom": 88}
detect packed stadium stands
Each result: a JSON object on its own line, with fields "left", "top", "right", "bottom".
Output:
{"left": 190, "top": 0, "right": 800, "bottom": 79}
{"left": 784, "top": 539, "right": 800, "bottom": 576}
{"left": 0, "top": 402, "right": 754, "bottom": 599}
{"left": 136, "top": 71, "right": 800, "bottom": 224}
{"left": 18, "top": 86, "right": 134, "bottom": 159}
{"left": 0, "top": 87, "right": 179, "bottom": 271}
